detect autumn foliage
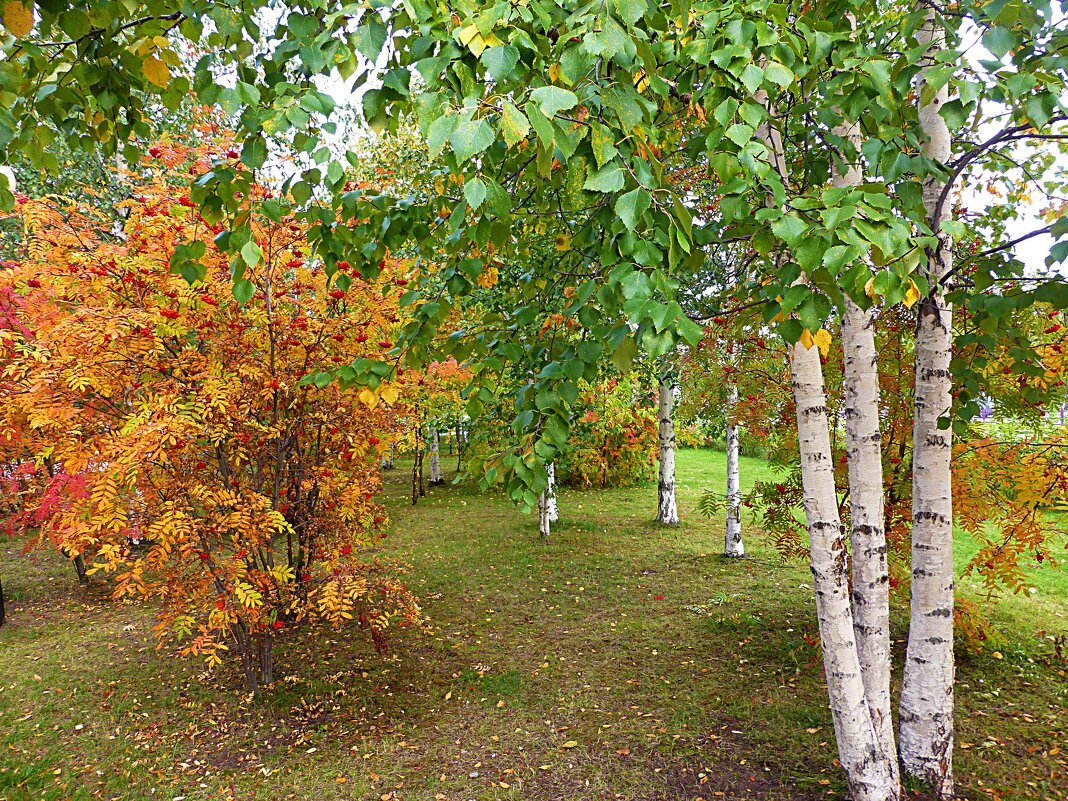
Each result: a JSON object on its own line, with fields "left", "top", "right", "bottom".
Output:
{"left": 0, "top": 134, "right": 421, "bottom": 691}
{"left": 558, "top": 374, "right": 658, "bottom": 488}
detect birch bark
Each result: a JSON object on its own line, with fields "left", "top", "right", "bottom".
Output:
{"left": 657, "top": 370, "right": 680, "bottom": 526}
{"left": 538, "top": 499, "right": 550, "bottom": 538}
{"left": 429, "top": 427, "right": 443, "bottom": 485}
{"left": 724, "top": 384, "right": 744, "bottom": 556}
{"left": 834, "top": 66, "right": 897, "bottom": 780}
{"left": 899, "top": 9, "right": 956, "bottom": 796}
{"left": 792, "top": 337, "right": 898, "bottom": 801}
{"left": 756, "top": 80, "right": 898, "bottom": 801}
{"left": 546, "top": 462, "right": 558, "bottom": 523}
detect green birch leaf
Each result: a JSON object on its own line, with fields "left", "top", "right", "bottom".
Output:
{"left": 501, "top": 101, "right": 530, "bottom": 147}
{"left": 583, "top": 162, "right": 624, "bottom": 193}
{"left": 615, "top": 187, "right": 651, "bottom": 231}
{"left": 450, "top": 119, "right": 495, "bottom": 163}
{"left": 482, "top": 45, "right": 519, "bottom": 81}
{"left": 529, "top": 86, "right": 579, "bottom": 118}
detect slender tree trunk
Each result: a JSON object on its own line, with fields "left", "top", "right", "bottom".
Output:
{"left": 418, "top": 446, "right": 426, "bottom": 496}
{"left": 233, "top": 624, "right": 259, "bottom": 695}
{"left": 258, "top": 631, "right": 274, "bottom": 687}
{"left": 756, "top": 80, "right": 897, "bottom": 801}
{"left": 456, "top": 423, "right": 463, "bottom": 474}
{"left": 0, "top": 574, "right": 5, "bottom": 627}
{"left": 834, "top": 63, "right": 897, "bottom": 782}
{"left": 73, "top": 553, "right": 88, "bottom": 585}
{"left": 657, "top": 369, "right": 680, "bottom": 525}
{"left": 412, "top": 444, "right": 419, "bottom": 506}
{"left": 546, "top": 462, "right": 558, "bottom": 523}
{"left": 792, "top": 338, "right": 898, "bottom": 800}
{"left": 538, "top": 491, "right": 551, "bottom": 539}
{"left": 429, "top": 427, "right": 443, "bottom": 485}
{"left": 899, "top": 9, "right": 956, "bottom": 797}
{"left": 724, "top": 384, "right": 744, "bottom": 556}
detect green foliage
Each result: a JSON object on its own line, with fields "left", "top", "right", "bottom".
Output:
{"left": 3, "top": 0, "right": 1068, "bottom": 508}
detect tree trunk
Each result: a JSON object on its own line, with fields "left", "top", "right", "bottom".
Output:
{"left": 233, "top": 623, "right": 259, "bottom": 695}
{"left": 0, "top": 574, "right": 5, "bottom": 627}
{"left": 258, "top": 631, "right": 274, "bottom": 687}
{"left": 792, "top": 337, "right": 898, "bottom": 801}
{"left": 456, "top": 423, "right": 463, "bottom": 474}
{"left": 755, "top": 76, "right": 897, "bottom": 800}
{"left": 412, "top": 446, "right": 419, "bottom": 506}
{"left": 546, "top": 462, "right": 558, "bottom": 523}
{"left": 835, "top": 63, "right": 897, "bottom": 782}
{"left": 724, "top": 384, "right": 744, "bottom": 556}
{"left": 899, "top": 8, "right": 956, "bottom": 797}
{"left": 538, "top": 490, "right": 551, "bottom": 539}
{"left": 73, "top": 553, "right": 88, "bottom": 585}
{"left": 429, "top": 427, "right": 443, "bottom": 485}
{"left": 657, "top": 370, "right": 680, "bottom": 525}
{"left": 418, "top": 444, "right": 426, "bottom": 497}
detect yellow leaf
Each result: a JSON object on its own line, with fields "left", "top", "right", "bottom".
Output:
{"left": 555, "top": 234, "right": 571, "bottom": 252}
{"left": 358, "top": 388, "right": 378, "bottom": 408}
{"left": 634, "top": 71, "right": 649, "bottom": 93}
{"left": 560, "top": 740, "right": 578, "bottom": 749}
{"left": 142, "top": 56, "right": 171, "bottom": 89}
{"left": 548, "top": 63, "right": 561, "bottom": 83}
{"left": 799, "top": 329, "right": 814, "bottom": 350}
{"left": 456, "top": 25, "right": 488, "bottom": 57}
{"left": 864, "top": 276, "right": 876, "bottom": 300}
{"left": 2, "top": 1, "right": 32, "bottom": 38}
{"left": 379, "top": 384, "right": 400, "bottom": 405}
{"left": 903, "top": 278, "right": 920, "bottom": 309}
{"left": 813, "top": 328, "right": 832, "bottom": 357}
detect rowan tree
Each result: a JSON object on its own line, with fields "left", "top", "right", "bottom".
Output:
{"left": 0, "top": 134, "right": 420, "bottom": 693}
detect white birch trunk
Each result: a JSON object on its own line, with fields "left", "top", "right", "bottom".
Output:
{"left": 724, "top": 384, "right": 744, "bottom": 557}
{"left": 546, "top": 462, "right": 558, "bottom": 523}
{"left": 756, "top": 80, "right": 898, "bottom": 801}
{"left": 899, "top": 9, "right": 955, "bottom": 797}
{"left": 834, "top": 59, "right": 898, "bottom": 781}
{"left": 792, "top": 339, "right": 898, "bottom": 801}
{"left": 657, "top": 371, "right": 680, "bottom": 526}
{"left": 538, "top": 494, "right": 550, "bottom": 539}
{"left": 429, "top": 427, "right": 442, "bottom": 484}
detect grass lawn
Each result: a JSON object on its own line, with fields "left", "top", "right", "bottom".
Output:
{"left": 0, "top": 449, "right": 1064, "bottom": 800}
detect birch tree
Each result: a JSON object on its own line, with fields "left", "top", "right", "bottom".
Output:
{"left": 754, "top": 78, "right": 899, "bottom": 801}
{"left": 538, "top": 462, "right": 557, "bottom": 539}
{"left": 899, "top": 9, "right": 956, "bottom": 795}
{"left": 724, "top": 384, "right": 744, "bottom": 557}
{"left": 833, "top": 15, "right": 896, "bottom": 782}
{"left": 428, "top": 426, "right": 443, "bottom": 485}
{"left": 8, "top": 0, "right": 1068, "bottom": 793}
{"left": 657, "top": 366, "right": 680, "bottom": 526}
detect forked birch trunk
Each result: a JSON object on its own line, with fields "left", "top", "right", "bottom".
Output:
{"left": 724, "top": 384, "right": 744, "bottom": 557}
{"left": 834, "top": 56, "right": 898, "bottom": 782}
{"left": 899, "top": 9, "right": 956, "bottom": 797}
{"left": 792, "top": 338, "right": 898, "bottom": 801}
{"left": 657, "top": 370, "right": 680, "bottom": 526}
{"left": 756, "top": 80, "right": 898, "bottom": 801}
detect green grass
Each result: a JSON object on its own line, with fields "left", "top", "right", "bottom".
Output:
{"left": 0, "top": 449, "right": 1064, "bottom": 800}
